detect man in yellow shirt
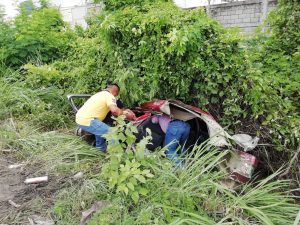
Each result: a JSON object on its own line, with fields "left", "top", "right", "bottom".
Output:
{"left": 76, "top": 84, "right": 136, "bottom": 152}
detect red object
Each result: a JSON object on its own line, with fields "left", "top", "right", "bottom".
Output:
{"left": 140, "top": 99, "right": 215, "bottom": 119}
{"left": 135, "top": 112, "right": 152, "bottom": 122}
{"left": 229, "top": 151, "right": 258, "bottom": 183}
{"left": 169, "top": 100, "right": 215, "bottom": 119}
{"left": 140, "top": 100, "right": 167, "bottom": 111}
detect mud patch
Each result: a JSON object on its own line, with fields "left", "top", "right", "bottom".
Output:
{"left": 0, "top": 155, "right": 69, "bottom": 224}
{"left": 0, "top": 158, "right": 25, "bottom": 202}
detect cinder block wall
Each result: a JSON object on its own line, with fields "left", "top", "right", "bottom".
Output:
{"left": 60, "top": 3, "right": 103, "bottom": 28}
{"left": 59, "top": 1, "right": 277, "bottom": 33}
{"left": 209, "top": 0, "right": 277, "bottom": 34}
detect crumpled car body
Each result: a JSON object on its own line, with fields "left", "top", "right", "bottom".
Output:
{"left": 135, "top": 99, "right": 231, "bottom": 147}
{"left": 67, "top": 95, "right": 259, "bottom": 184}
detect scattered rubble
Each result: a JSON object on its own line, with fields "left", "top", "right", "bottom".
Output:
{"left": 8, "top": 163, "right": 25, "bottom": 169}
{"left": 80, "top": 200, "right": 110, "bottom": 225}
{"left": 74, "top": 172, "right": 84, "bottom": 179}
{"left": 28, "top": 215, "right": 54, "bottom": 225}
{"left": 24, "top": 176, "right": 48, "bottom": 184}
{"left": 8, "top": 200, "right": 21, "bottom": 208}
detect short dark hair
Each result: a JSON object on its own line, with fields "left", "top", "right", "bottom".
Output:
{"left": 107, "top": 83, "right": 120, "bottom": 90}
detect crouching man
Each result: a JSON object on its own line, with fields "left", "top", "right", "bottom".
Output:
{"left": 76, "top": 84, "right": 136, "bottom": 152}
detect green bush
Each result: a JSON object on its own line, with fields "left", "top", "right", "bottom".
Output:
{"left": 30, "top": 1, "right": 246, "bottom": 116}
{"left": 0, "top": 22, "right": 15, "bottom": 62}
{"left": 94, "top": 0, "right": 165, "bottom": 10}
{"left": 242, "top": 0, "right": 300, "bottom": 149}
{"left": 267, "top": 0, "right": 300, "bottom": 55}
{"left": 101, "top": 117, "right": 155, "bottom": 203}
{"left": 0, "top": 7, "right": 74, "bottom": 68}
{"left": 244, "top": 41, "right": 299, "bottom": 149}
{"left": 98, "top": 2, "right": 246, "bottom": 109}
{"left": 22, "top": 0, "right": 298, "bottom": 152}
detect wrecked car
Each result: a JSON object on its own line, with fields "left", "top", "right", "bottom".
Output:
{"left": 67, "top": 94, "right": 259, "bottom": 184}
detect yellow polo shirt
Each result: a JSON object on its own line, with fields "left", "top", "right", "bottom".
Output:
{"left": 76, "top": 91, "right": 117, "bottom": 126}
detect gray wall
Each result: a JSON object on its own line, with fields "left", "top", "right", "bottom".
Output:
{"left": 58, "top": 0, "right": 277, "bottom": 33}
{"left": 60, "top": 3, "right": 103, "bottom": 28}
{"left": 209, "top": 0, "right": 277, "bottom": 34}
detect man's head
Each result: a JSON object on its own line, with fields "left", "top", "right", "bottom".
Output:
{"left": 107, "top": 83, "right": 120, "bottom": 96}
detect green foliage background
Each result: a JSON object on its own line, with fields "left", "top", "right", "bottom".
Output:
{"left": 244, "top": 0, "right": 299, "bottom": 149}
{"left": 0, "top": 6, "right": 74, "bottom": 68}
{"left": 0, "top": 0, "right": 299, "bottom": 168}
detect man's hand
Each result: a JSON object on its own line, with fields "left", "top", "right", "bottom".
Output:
{"left": 123, "top": 109, "right": 137, "bottom": 121}
{"left": 109, "top": 105, "right": 136, "bottom": 121}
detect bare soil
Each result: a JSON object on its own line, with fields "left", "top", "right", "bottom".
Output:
{"left": 0, "top": 154, "right": 68, "bottom": 225}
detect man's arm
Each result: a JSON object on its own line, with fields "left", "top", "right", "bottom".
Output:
{"left": 109, "top": 104, "right": 123, "bottom": 117}
{"left": 109, "top": 105, "right": 136, "bottom": 121}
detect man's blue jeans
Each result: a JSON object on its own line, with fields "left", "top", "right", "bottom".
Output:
{"left": 164, "top": 120, "right": 191, "bottom": 166}
{"left": 78, "top": 119, "right": 110, "bottom": 152}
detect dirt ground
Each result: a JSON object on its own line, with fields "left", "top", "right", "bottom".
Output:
{"left": 0, "top": 154, "right": 67, "bottom": 225}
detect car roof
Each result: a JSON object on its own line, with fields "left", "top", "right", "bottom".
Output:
{"left": 140, "top": 99, "right": 215, "bottom": 120}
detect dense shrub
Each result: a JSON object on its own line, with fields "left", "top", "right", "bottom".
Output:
{"left": 242, "top": 0, "right": 300, "bottom": 150}
{"left": 27, "top": 2, "right": 247, "bottom": 118}
{"left": 244, "top": 40, "right": 299, "bottom": 149}
{"left": 22, "top": 0, "right": 298, "bottom": 153}
{"left": 0, "top": 22, "right": 15, "bottom": 61}
{"left": 0, "top": 7, "right": 74, "bottom": 68}
{"left": 98, "top": 3, "right": 245, "bottom": 108}
{"left": 267, "top": 0, "right": 300, "bottom": 55}
{"left": 95, "top": 0, "right": 166, "bottom": 10}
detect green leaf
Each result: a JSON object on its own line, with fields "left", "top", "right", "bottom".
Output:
{"left": 129, "top": 177, "right": 137, "bottom": 186}
{"left": 145, "top": 173, "right": 154, "bottom": 178}
{"left": 131, "top": 191, "right": 139, "bottom": 203}
{"left": 127, "top": 182, "right": 135, "bottom": 191}
{"left": 134, "top": 174, "right": 146, "bottom": 183}
{"left": 138, "top": 187, "right": 149, "bottom": 196}
{"left": 117, "top": 184, "right": 129, "bottom": 195}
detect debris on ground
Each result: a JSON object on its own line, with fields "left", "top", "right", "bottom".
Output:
{"left": 231, "top": 134, "right": 259, "bottom": 151}
{"left": 8, "top": 163, "right": 25, "bottom": 169}
{"left": 80, "top": 200, "right": 110, "bottom": 225}
{"left": 0, "top": 155, "right": 69, "bottom": 224}
{"left": 8, "top": 200, "right": 21, "bottom": 208}
{"left": 2, "top": 149, "right": 16, "bottom": 153}
{"left": 28, "top": 215, "right": 54, "bottom": 225}
{"left": 24, "top": 176, "right": 49, "bottom": 184}
{"left": 229, "top": 150, "right": 258, "bottom": 183}
{"left": 220, "top": 178, "right": 239, "bottom": 190}
{"left": 73, "top": 172, "right": 84, "bottom": 180}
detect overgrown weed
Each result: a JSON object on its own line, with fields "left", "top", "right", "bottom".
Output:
{"left": 0, "top": 119, "right": 104, "bottom": 176}
{"left": 0, "top": 118, "right": 298, "bottom": 224}
{"left": 51, "top": 119, "right": 299, "bottom": 224}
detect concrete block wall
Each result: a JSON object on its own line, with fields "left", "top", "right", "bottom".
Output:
{"left": 58, "top": 0, "right": 277, "bottom": 34}
{"left": 209, "top": 0, "right": 277, "bottom": 34}
{"left": 60, "top": 3, "right": 103, "bottom": 28}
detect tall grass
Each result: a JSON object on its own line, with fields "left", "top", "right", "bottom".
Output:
{"left": 64, "top": 140, "right": 298, "bottom": 224}
{"left": 0, "top": 119, "right": 104, "bottom": 175}
{"left": 0, "top": 73, "right": 71, "bottom": 129}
